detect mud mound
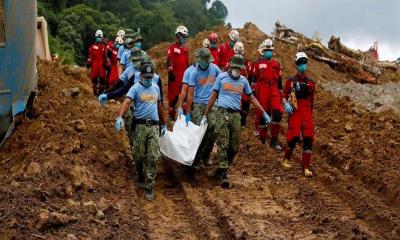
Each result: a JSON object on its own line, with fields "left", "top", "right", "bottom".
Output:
{"left": 0, "top": 61, "right": 147, "bottom": 239}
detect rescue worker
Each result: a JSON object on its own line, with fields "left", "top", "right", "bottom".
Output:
{"left": 115, "top": 62, "right": 167, "bottom": 200}
{"left": 99, "top": 51, "right": 157, "bottom": 146}
{"left": 106, "top": 36, "right": 123, "bottom": 89}
{"left": 282, "top": 52, "right": 315, "bottom": 177}
{"left": 175, "top": 63, "right": 197, "bottom": 117}
{"left": 87, "top": 29, "right": 107, "bottom": 96}
{"left": 251, "top": 39, "right": 283, "bottom": 151}
{"left": 186, "top": 48, "right": 221, "bottom": 169}
{"left": 219, "top": 30, "right": 240, "bottom": 70}
{"left": 202, "top": 54, "right": 271, "bottom": 188}
{"left": 208, "top": 33, "right": 221, "bottom": 66}
{"left": 167, "top": 25, "right": 189, "bottom": 120}
{"left": 232, "top": 42, "right": 252, "bottom": 127}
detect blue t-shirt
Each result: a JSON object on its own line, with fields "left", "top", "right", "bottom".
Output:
{"left": 120, "top": 49, "right": 133, "bottom": 69}
{"left": 182, "top": 65, "right": 196, "bottom": 85}
{"left": 126, "top": 83, "right": 161, "bottom": 121}
{"left": 188, "top": 63, "right": 221, "bottom": 105}
{"left": 117, "top": 45, "right": 125, "bottom": 60}
{"left": 213, "top": 72, "right": 252, "bottom": 111}
{"left": 120, "top": 66, "right": 137, "bottom": 83}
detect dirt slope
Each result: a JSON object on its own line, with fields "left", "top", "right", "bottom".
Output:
{"left": 0, "top": 22, "right": 399, "bottom": 239}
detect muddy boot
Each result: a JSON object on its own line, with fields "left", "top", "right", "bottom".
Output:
{"left": 219, "top": 169, "right": 230, "bottom": 189}
{"left": 282, "top": 158, "right": 292, "bottom": 170}
{"left": 304, "top": 168, "right": 313, "bottom": 177}
{"left": 144, "top": 188, "right": 155, "bottom": 201}
{"left": 137, "top": 174, "right": 145, "bottom": 189}
{"left": 270, "top": 138, "right": 282, "bottom": 152}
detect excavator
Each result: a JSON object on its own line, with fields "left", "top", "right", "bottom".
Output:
{"left": 0, "top": 0, "right": 50, "bottom": 147}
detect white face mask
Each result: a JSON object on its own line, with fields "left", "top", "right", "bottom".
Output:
{"left": 231, "top": 69, "right": 241, "bottom": 78}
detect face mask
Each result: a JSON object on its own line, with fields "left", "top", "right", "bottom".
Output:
{"left": 134, "top": 42, "right": 142, "bottom": 49}
{"left": 115, "top": 44, "right": 120, "bottom": 49}
{"left": 264, "top": 50, "right": 273, "bottom": 60}
{"left": 230, "top": 40, "right": 236, "bottom": 48}
{"left": 180, "top": 37, "right": 187, "bottom": 44}
{"left": 96, "top": 37, "right": 102, "bottom": 43}
{"left": 211, "top": 42, "right": 217, "bottom": 49}
{"left": 298, "top": 63, "right": 307, "bottom": 74}
{"left": 231, "top": 69, "right": 241, "bottom": 79}
{"left": 198, "top": 62, "right": 209, "bottom": 70}
{"left": 133, "top": 61, "right": 140, "bottom": 68}
{"left": 143, "top": 78, "right": 152, "bottom": 88}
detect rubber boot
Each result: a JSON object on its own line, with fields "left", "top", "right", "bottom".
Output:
{"left": 282, "top": 158, "right": 292, "bottom": 170}
{"left": 270, "top": 138, "right": 282, "bottom": 152}
{"left": 301, "top": 152, "right": 313, "bottom": 177}
{"left": 270, "top": 124, "right": 282, "bottom": 151}
{"left": 137, "top": 173, "right": 145, "bottom": 189}
{"left": 219, "top": 169, "right": 230, "bottom": 189}
{"left": 144, "top": 188, "right": 155, "bottom": 201}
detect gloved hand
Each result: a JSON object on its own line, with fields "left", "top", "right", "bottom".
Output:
{"left": 161, "top": 125, "right": 167, "bottom": 135}
{"left": 168, "top": 66, "right": 174, "bottom": 73}
{"left": 98, "top": 94, "right": 108, "bottom": 106}
{"left": 262, "top": 112, "right": 271, "bottom": 124}
{"left": 284, "top": 102, "right": 293, "bottom": 114}
{"left": 115, "top": 117, "right": 124, "bottom": 132}
{"left": 177, "top": 107, "right": 184, "bottom": 117}
{"left": 185, "top": 113, "right": 191, "bottom": 126}
{"left": 200, "top": 115, "right": 207, "bottom": 126}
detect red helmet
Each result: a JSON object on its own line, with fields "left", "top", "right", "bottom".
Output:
{"left": 208, "top": 33, "right": 219, "bottom": 43}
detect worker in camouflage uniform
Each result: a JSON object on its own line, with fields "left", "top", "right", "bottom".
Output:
{"left": 202, "top": 54, "right": 271, "bottom": 188}
{"left": 185, "top": 48, "right": 221, "bottom": 171}
{"left": 115, "top": 62, "right": 167, "bottom": 201}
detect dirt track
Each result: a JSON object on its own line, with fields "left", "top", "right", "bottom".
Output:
{"left": 1, "top": 23, "right": 400, "bottom": 239}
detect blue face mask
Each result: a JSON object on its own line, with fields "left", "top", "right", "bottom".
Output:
{"left": 143, "top": 78, "right": 152, "bottom": 88}
{"left": 96, "top": 37, "right": 102, "bottom": 43}
{"left": 180, "top": 36, "right": 187, "bottom": 44}
{"left": 298, "top": 63, "right": 307, "bottom": 73}
{"left": 264, "top": 50, "right": 273, "bottom": 60}
{"left": 115, "top": 44, "right": 120, "bottom": 49}
{"left": 198, "top": 62, "right": 209, "bottom": 70}
{"left": 135, "top": 42, "right": 142, "bottom": 49}
{"left": 211, "top": 42, "right": 217, "bottom": 49}
{"left": 230, "top": 40, "right": 236, "bottom": 48}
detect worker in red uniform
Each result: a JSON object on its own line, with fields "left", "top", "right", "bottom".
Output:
{"left": 106, "top": 36, "right": 123, "bottom": 89}
{"left": 208, "top": 33, "right": 221, "bottom": 66}
{"left": 219, "top": 30, "right": 240, "bottom": 71}
{"left": 166, "top": 25, "right": 189, "bottom": 120}
{"left": 251, "top": 39, "right": 283, "bottom": 151}
{"left": 232, "top": 42, "right": 252, "bottom": 126}
{"left": 282, "top": 52, "right": 315, "bottom": 177}
{"left": 87, "top": 30, "right": 107, "bottom": 96}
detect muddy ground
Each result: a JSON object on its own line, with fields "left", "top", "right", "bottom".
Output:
{"left": 1, "top": 23, "right": 400, "bottom": 239}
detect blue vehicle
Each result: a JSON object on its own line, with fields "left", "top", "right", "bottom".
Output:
{"left": 0, "top": 0, "right": 38, "bottom": 146}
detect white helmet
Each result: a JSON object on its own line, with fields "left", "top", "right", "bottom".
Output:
{"left": 233, "top": 42, "right": 245, "bottom": 55}
{"left": 175, "top": 25, "right": 189, "bottom": 36}
{"left": 95, "top": 30, "right": 103, "bottom": 38}
{"left": 117, "top": 30, "right": 125, "bottom": 38}
{"left": 229, "top": 30, "right": 240, "bottom": 42}
{"left": 295, "top": 52, "right": 308, "bottom": 64}
{"left": 203, "top": 38, "right": 210, "bottom": 48}
{"left": 115, "top": 36, "right": 124, "bottom": 45}
{"left": 258, "top": 39, "right": 274, "bottom": 55}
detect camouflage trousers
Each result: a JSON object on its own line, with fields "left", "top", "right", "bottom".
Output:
{"left": 132, "top": 124, "right": 161, "bottom": 190}
{"left": 192, "top": 103, "right": 216, "bottom": 166}
{"left": 123, "top": 108, "right": 135, "bottom": 146}
{"left": 214, "top": 108, "right": 242, "bottom": 169}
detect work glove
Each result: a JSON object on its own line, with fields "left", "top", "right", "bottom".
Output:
{"left": 200, "top": 115, "right": 207, "bottom": 126}
{"left": 177, "top": 107, "right": 184, "bottom": 117}
{"left": 98, "top": 94, "right": 108, "bottom": 106}
{"left": 284, "top": 102, "right": 294, "bottom": 114}
{"left": 185, "top": 113, "right": 191, "bottom": 126}
{"left": 262, "top": 112, "right": 271, "bottom": 125}
{"left": 161, "top": 125, "right": 167, "bottom": 136}
{"left": 115, "top": 117, "right": 124, "bottom": 132}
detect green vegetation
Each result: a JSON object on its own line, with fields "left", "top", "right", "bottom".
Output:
{"left": 38, "top": 0, "right": 228, "bottom": 65}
